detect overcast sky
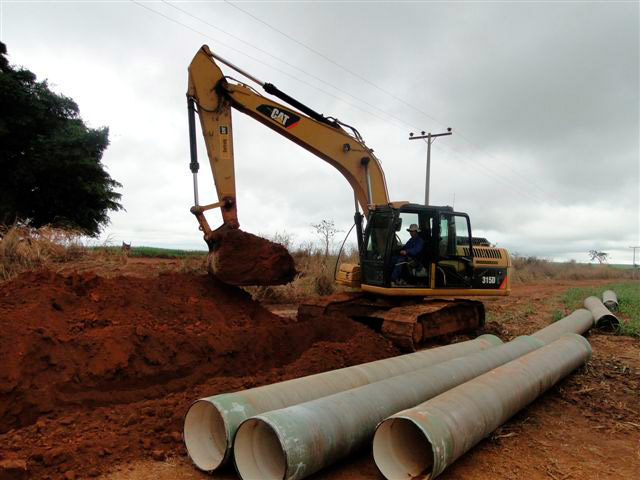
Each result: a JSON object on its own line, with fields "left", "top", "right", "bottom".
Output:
{"left": 2, "top": 0, "right": 638, "bottom": 263}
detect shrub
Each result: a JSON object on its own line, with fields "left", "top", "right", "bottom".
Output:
{"left": 0, "top": 224, "right": 86, "bottom": 281}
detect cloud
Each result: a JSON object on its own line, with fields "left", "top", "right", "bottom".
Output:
{"left": 3, "top": 1, "right": 638, "bottom": 263}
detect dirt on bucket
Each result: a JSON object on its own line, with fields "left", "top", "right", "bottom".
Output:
{"left": 207, "top": 228, "right": 297, "bottom": 286}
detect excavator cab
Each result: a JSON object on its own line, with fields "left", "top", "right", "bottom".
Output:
{"left": 324, "top": 203, "right": 512, "bottom": 350}
{"left": 343, "top": 204, "right": 510, "bottom": 296}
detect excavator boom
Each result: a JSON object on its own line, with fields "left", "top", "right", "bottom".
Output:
{"left": 187, "top": 45, "right": 389, "bottom": 243}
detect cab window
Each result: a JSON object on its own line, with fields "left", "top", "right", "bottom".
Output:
{"left": 395, "top": 212, "right": 420, "bottom": 247}
{"left": 439, "top": 215, "right": 450, "bottom": 256}
{"left": 454, "top": 215, "right": 471, "bottom": 249}
{"left": 439, "top": 214, "right": 471, "bottom": 257}
{"left": 365, "top": 213, "right": 392, "bottom": 260}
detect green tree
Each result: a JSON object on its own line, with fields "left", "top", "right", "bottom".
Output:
{"left": 0, "top": 42, "right": 122, "bottom": 235}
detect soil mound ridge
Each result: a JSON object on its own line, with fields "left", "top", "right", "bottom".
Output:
{"left": 0, "top": 270, "right": 394, "bottom": 434}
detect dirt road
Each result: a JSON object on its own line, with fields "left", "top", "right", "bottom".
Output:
{"left": 1, "top": 265, "right": 637, "bottom": 480}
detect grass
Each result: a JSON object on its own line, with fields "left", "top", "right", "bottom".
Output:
{"left": 486, "top": 311, "right": 520, "bottom": 325}
{"left": 89, "top": 246, "right": 207, "bottom": 259}
{"left": 609, "top": 264, "right": 638, "bottom": 270}
{"left": 486, "top": 301, "right": 537, "bottom": 326}
{"left": 243, "top": 249, "right": 353, "bottom": 303}
{"left": 511, "top": 256, "right": 635, "bottom": 284}
{"left": 130, "top": 246, "right": 206, "bottom": 258}
{"left": 561, "top": 283, "right": 640, "bottom": 337}
{"left": 0, "top": 225, "right": 86, "bottom": 281}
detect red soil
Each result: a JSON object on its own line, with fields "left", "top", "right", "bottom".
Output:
{"left": 1, "top": 267, "right": 637, "bottom": 480}
{"left": 208, "top": 229, "right": 296, "bottom": 286}
{"left": 0, "top": 270, "right": 397, "bottom": 479}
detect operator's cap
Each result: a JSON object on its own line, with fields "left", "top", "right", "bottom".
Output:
{"left": 407, "top": 224, "right": 420, "bottom": 232}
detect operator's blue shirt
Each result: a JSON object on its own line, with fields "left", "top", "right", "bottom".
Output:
{"left": 404, "top": 236, "right": 424, "bottom": 257}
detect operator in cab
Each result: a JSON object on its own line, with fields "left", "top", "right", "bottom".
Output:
{"left": 391, "top": 224, "right": 424, "bottom": 286}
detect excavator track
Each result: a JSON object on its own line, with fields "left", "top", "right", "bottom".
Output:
{"left": 298, "top": 293, "right": 485, "bottom": 351}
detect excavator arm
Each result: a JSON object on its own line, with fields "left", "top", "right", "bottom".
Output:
{"left": 187, "top": 45, "right": 389, "bottom": 246}
{"left": 185, "top": 45, "right": 511, "bottom": 351}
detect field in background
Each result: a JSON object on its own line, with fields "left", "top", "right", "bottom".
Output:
{"left": 90, "top": 246, "right": 207, "bottom": 258}
{"left": 609, "top": 264, "right": 637, "bottom": 270}
{"left": 1, "top": 225, "right": 637, "bottom": 298}
{"left": 510, "top": 255, "right": 637, "bottom": 283}
{"left": 0, "top": 226, "right": 209, "bottom": 281}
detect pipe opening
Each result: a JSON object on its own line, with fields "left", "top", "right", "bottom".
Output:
{"left": 373, "top": 418, "right": 433, "bottom": 479}
{"left": 234, "top": 418, "right": 286, "bottom": 480}
{"left": 183, "top": 400, "right": 228, "bottom": 471}
{"left": 596, "top": 314, "right": 619, "bottom": 332}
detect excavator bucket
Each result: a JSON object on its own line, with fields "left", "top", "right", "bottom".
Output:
{"left": 207, "top": 228, "right": 297, "bottom": 286}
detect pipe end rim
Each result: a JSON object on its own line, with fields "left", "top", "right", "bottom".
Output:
{"left": 234, "top": 418, "right": 286, "bottom": 480}
{"left": 373, "top": 417, "right": 433, "bottom": 479}
{"left": 184, "top": 400, "right": 228, "bottom": 471}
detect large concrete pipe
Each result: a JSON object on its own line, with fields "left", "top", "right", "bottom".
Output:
{"left": 233, "top": 335, "right": 544, "bottom": 480}
{"left": 584, "top": 296, "right": 619, "bottom": 330}
{"left": 602, "top": 290, "right": 619, "bottom": 312}
{"left": 373, "top": 334, "right": 592, "bottom": 480}
{"left": 531, "top": 308, "right": 593, "bottom": 344}
{"left": 183, "top": 334, "right": 502, "bottom": 471}
{"left": 232, "top": 311, "right": 596, "bottom": 480}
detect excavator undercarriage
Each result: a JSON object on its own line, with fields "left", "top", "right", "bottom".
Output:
{"left": 298, "top": 293, "right": 485, "bottom": 351}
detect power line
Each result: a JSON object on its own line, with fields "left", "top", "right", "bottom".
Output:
{"left": 182, "top": 0, "right": 560, "bottom": 204}
{"left": 409, "top": 129, "right": 453, "bottom": 206}
{"left": 452, "top": 130, "right": 562, "bottom": 203}
{"left": 223, "top": 0, "right": 565, "bottom": 205}
{"left": 130, "top": 0, "right": 412, "bottom": 134}
{"left": 132, "top": 0, "right": 557, "bottom": 206}
{"left": 160, "top": 0, "right": 421, "bottom": 134}
{"left": 405, "top": 131, "right": 551, "bottom": 206}
{"left": 223, "top": 0, "right": 445, "bottom": 127}
{"left": 437, "top": 142, "right": 551, "bottom": 206}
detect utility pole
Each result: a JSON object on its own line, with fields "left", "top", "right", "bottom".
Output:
{"left": 630, "top": 246, "right": 640, "bottom": 279}
{"left": 409, "top": 128, "right": 452, "bottom": 205}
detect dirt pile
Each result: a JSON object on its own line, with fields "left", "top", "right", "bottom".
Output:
{"left": 0, "top": 270, "right": 394, "bottom": 433}
{"left": 0, "top": 269, "right": 398, "bottom": 479}
{"left": 208, "top": 228, "right": 296, "bottom": 286}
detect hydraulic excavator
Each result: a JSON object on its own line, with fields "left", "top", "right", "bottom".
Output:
{"left": 186, "top": 45, "right": 512, "bottom": 350}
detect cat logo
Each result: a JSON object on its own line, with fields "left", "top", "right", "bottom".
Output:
{"left": 219, "top": 125, "right": 230, "bottom": 160}
{"left": 256, "top": 105, "right": 300, "bottom": 129}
